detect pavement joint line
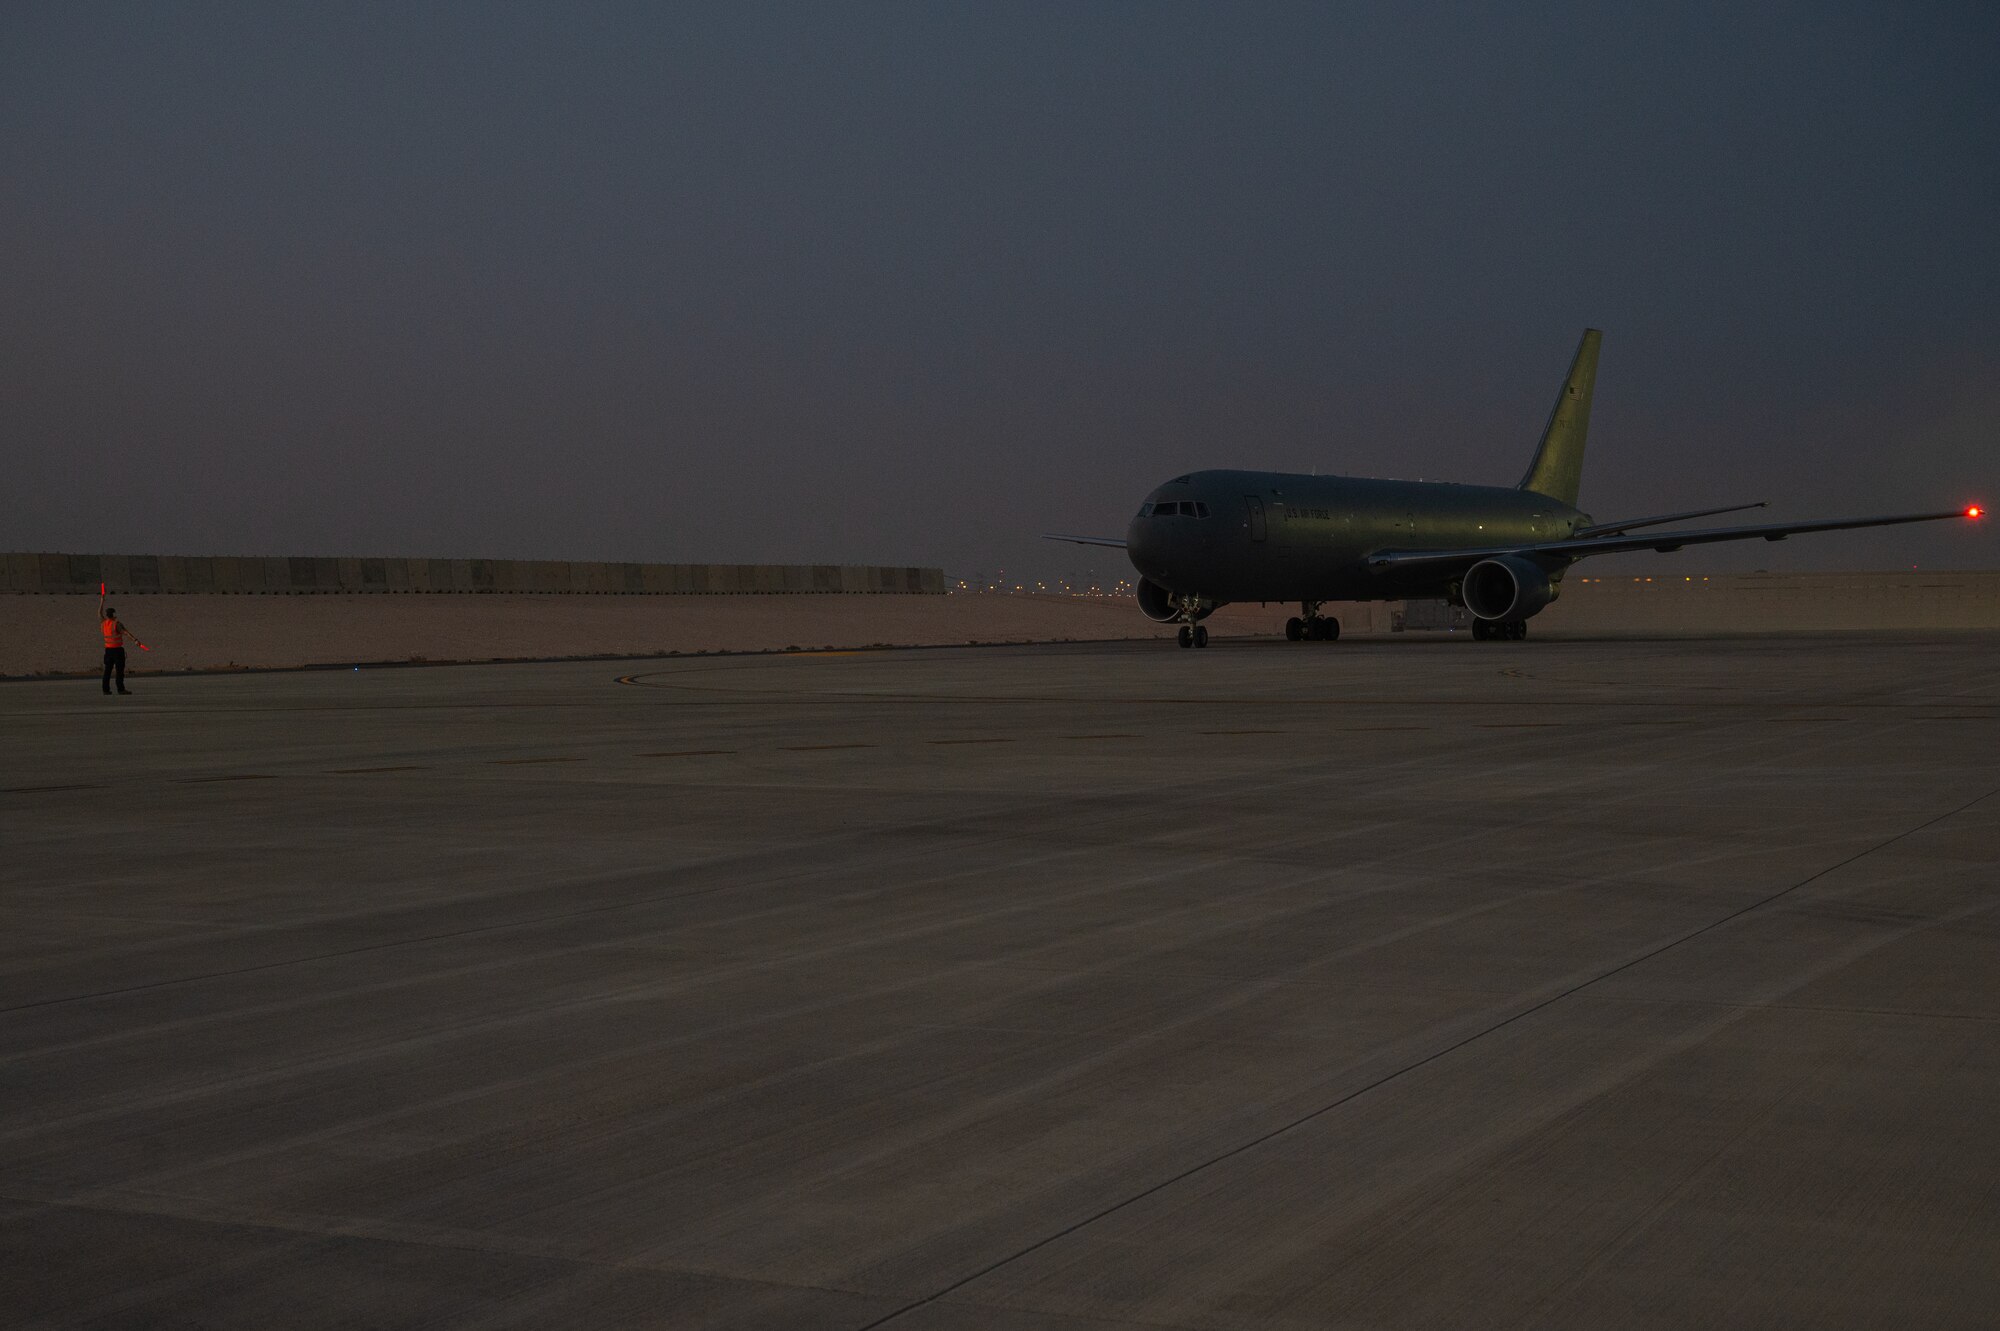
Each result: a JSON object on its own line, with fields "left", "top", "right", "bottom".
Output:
{"left": 0, "top": 1186, "right": 888, "bottom": 1328}
{"left": 1587, "top": 994, "right": 2000, "bottom": 1024}
{"left": 2, "top": 685, "right": 1706, "bottom": 1093}
{"left": 9, "top": 638, "right": 1163, "bottom": 687}
{"left": 613, "top": 668, "right": 2000, "bottom": 711}
{"left": 0, "top": 694, "right": 1912, "bottom": 791}
{"left": 610, "top": 720, "right": 1901, "bottom": 1297}
{"left": 854, "top": 779, "right": 2000, "bottom": 1329}
{"left": 3, "top": 683, "right": 1936, "bottom": 1287}
{"left": 0, "top": 701, "right": 1690, "bottom": 1061}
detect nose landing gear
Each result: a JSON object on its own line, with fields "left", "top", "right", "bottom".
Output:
{"left": 1175, "top": 595, "right": 1211, "bottom": 648}
{"left": 1284, "top": 603, "right": 1341, "bottom": 642}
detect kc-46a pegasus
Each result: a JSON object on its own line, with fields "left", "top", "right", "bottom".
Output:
{"left": 1049, "top": 329, "right": 1983, "bottom": 647}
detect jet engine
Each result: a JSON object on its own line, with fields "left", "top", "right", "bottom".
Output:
{"left": 1135, "top": 578, "right": 1215, "bottom": 623}
{"left": 1136, "top": 578, "right": 1179, "bottom": 622}
{"left": 1461, "top": 555, "right": 1556, "bottom": 622}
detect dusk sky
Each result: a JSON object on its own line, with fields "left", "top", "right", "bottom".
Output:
{"left": 5, "top": 2, "right": 1995, "bottom": 578}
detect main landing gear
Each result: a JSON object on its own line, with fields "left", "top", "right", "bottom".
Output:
{"left": 1471, "top": 619, "right": 1528, "bottom": 641}
{"left": 1284, "top": 603, "right": 1341, "bottom": 642}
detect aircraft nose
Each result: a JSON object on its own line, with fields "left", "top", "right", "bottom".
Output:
{"left": 1125, "top": 515, "right": 1175, "bottom": 583}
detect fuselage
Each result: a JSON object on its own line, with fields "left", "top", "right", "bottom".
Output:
{"left": 1125, "top": 469, "right": 1591, "bottom": 605}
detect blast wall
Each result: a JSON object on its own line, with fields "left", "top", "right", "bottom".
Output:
{"left": 1536, "top": 571, "right": 2000, "bottom": 633}
{"left": 2, "top": 553, "right": 945, "bottom": 596}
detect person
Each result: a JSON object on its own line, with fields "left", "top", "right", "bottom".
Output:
{"left": 98, "top": 589, "right": 147, "bottom": 695}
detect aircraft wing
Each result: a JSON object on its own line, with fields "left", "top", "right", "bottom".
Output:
{"left": 1043, "top": 533, "right": 1129, "bottom": 549}
{"left": 1366, "top": 506, "right": 1981, "bottom": 573}
{"left": 1571, "top": 501, "right": 1767, "bottom": 538}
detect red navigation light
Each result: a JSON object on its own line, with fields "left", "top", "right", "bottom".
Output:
{"left": 1970, "top": 505, "right": 1985, "bottom": 519}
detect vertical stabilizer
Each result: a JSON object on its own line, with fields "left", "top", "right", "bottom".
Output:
{"left": 1517, "top": 328, "right": 1600, "bottom": 507}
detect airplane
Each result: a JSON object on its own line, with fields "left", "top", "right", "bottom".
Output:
{"left": 1048, "top": 329, "right": 1982, "bottom": 647}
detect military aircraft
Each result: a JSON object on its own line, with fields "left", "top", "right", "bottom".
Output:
{"left": 1049, "top": 329, "right": 1982, "bottom": 647}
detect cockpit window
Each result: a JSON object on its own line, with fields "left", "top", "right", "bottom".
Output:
{"left": 1193, "top": 502, "right": 1209, "bottom": 518}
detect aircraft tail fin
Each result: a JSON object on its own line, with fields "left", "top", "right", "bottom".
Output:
{"left": 1517, "top": 328, "right": 1601, "bottom": 507}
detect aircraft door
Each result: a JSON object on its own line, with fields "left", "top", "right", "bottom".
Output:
{"left": 1245, "top": 496, "right": 1267, "bottom": 542}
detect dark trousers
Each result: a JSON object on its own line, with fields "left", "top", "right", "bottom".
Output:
{"left": 103, "top": 647, "right": 126, "bottom": 692}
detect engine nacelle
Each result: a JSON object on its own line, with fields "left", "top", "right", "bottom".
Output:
{"left": 1135, "top": 578, "right": 1217, "bottom": 623}
{"left": 1136, "top": 577, "right": 1178, "bottom": 622}
{"left": 1461, "top": 555, "right": 1556, "bottom": 622}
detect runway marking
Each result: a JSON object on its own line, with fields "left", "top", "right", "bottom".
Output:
{"left": 485, "top": 757, "right": 585, "bottom": 766}
{"left": 637, "top": 749, "right": 736, "bottom": 758}
{"left": 328, "top": 765, "right": 430, "bottom": 774}
{"left": 3, "top": 783, "right": 106, "bottom": 794}
{"left": 782, "top": 743, "right": 875, "bottom": 751}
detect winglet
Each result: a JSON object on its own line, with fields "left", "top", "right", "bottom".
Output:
{"left": 1518, "top": 329, "right": 1600, "bottom": 507}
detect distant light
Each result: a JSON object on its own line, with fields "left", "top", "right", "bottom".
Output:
{"left": 1970, "top": 505, "right": 1984, "bottom": 519}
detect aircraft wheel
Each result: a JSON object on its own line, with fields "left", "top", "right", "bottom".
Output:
{"left": 1471, "top": 620, "right": 1492, "bottom": 641}
{"left": 1194, "top": 624, "right": 1210, "bottom": 648}
{"left": 1178, "top": 626, "right": 1194, "bottom": 649}
{"left": 1285, "top": 617, "right": 1304, "bottom": 642}
{"left": 1325, "top": 617, "right": 1341, "bottom": 642}
{"left": 1507, "top": 620, "right": 1528, "bottom": 641}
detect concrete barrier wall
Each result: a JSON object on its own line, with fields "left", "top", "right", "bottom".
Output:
{"left": 1536, "top": 571, "right": 2000, "bottom": 632}
{"left": 2, "top": 553, "right": 947, "bottom": 596}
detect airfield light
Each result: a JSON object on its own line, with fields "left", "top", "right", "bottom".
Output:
{"left": 1969, "top": 505, "right": 1984, "bottom": 519}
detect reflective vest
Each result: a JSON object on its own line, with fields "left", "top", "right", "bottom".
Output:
{"left": 102, "top": 618, "right": 124, "bottom": 649}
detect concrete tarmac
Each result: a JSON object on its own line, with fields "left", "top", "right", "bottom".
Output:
{"left": 3, "top": 633, "right": 1998, "bottom": 1329}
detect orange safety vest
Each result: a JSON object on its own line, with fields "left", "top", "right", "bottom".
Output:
{"left": 102, "top": 617, "right": 124, "bottom": 649}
